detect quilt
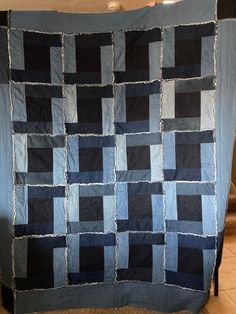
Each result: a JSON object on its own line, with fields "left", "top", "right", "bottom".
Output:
{"left": 0, "top": 1, "right": 236, "bottom": 313}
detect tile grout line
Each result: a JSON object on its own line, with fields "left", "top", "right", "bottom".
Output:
{"left": 223, "top": 247, "right": 236, "bottom": 255}
{"left": 224, "top": 290, "right": 236, "bottom": 305}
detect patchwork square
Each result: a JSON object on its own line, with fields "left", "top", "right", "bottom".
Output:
{"left": 175, "top": 39, "right": 201, "bottom": 68}
{"left": 165, "top": 233, "right": 216, "bottom": 290}
{"left": 176, "top": 144, "right": 201, "bottom": 169}
{"left": 68, "top": 233, "right": 116, "bottom": 284}
{"left": 67, "top": 135, "right": 115, "bottom": 184}
{"left": 161, "top": 77, "right": 215, "bottom": 131}
{"left": 115, "top": 81, "right": 160, "bottom": 134}
{"left": 64, "top": 85, "right": 113, "bottom": 135}
{"left": 117, "top": 232, "right": 165, "bottom": 282}
{"left": 10, "top": 30, "right": 62, "bottom": 83}
{"left": 177, "top": 195, "right": 202, "bottom": 221}
{"left": 79, "top": 197, "right": 103, "bottom": 221}
{"left": 163, "top": 131, "right": 215, "bottom": 181}
{"left": 116, "top": 133, "right": 162, "bottom": 182}
{"left": 67, "top": 184, "right": 115, "bottom": 233}
{"left": 114, "top": 28, "right": 162, "bottom": 83}
{"left": 64, "top": 33, "right": 113, "bottom": 84}
{"left": 163, "top": 23, "right": 215, "bottom": 79}
{"left": 14, "top": 186, "right": 66, "bottom": 236}
{"left": 178, "top": 247, "right": 203, "bottom": 276}
{"left": 165, "top": 182, "right": 217, "bottom": 235}
{"left": 80, "top": 148, "right": 103, "bottom": 171}
{"left": 14, "top": 236, "right": 66, "bottom": 290}
{"left": 14, "top": 134, "right": 65, "bottom": 185}
{"left": 28, "top": 148, "right": 53, "bottom": 172}
{"left": 127, "top": 146, "right": 150, "bottom": 170}
{"left": 116, "top": 182, "right": 164, "bottom": 232}
{"left": 80, "top": 246, "right": 104, "bottom": 273}
{"left": 12, "top": 84, "right": 64, "bottom": 134}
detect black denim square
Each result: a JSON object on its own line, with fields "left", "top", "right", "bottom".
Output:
{"left": 26, "top": 97, "right": 52, "bottom": 122}
{"left": 126, "top": 96, "right": 149, "bottom": 122}
{"left": 178, "top": 247, "right": 203, "bottom": 276}
{"left": 24, "top": 45, "right": 51, "bottom": 71}
{"left": 127, "top": 146, "right": 150, "bottom": 170}
{"left": 175, "top": 39, "right": 201, "bottom": 67}
{"left": 126, "top": 45, "right": 149, "bottom": 71}
{"left": 175, "top": 92, "right": 200, "bottom": 118}
{"left": 129, "top": 244, "right": 152, "bottom": 268}
{"left": 177, "top": 195, "right": 202, "bottom": 221}
{"left": 79, "top": 147, "right": 103, "bottom": 172}
{"left": 176, "top": 144, "right": 201, "bottom": 169}
{"left": 78, "top": 98, "right": 102, "bottom": 123}
{"left": 28, "top": 198, "right": 53, "bottom": 224}
{"left": 128, "top": 194, "right": 152, "bottom": 219}
{"left": 80, "top": 246, "right": 104, "bottom": 272}
{"left": 79, "top": 196, "right": 104, "bottom": 221}
{"left": 28, "top": 148, "right": 53, "bottom": 172}
{"left": 76, "top": 47, "right": 101, "bottom": 72}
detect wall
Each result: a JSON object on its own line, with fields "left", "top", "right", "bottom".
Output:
{"left": 0, "top": 0, "right": 164, "bottom": 13}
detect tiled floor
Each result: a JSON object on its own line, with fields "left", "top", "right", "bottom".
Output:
{"left": 1, "top": 235, "right": 236, "bottom": 314}
{"left": 203, "top": 234, "right": 236, "bottom": 314}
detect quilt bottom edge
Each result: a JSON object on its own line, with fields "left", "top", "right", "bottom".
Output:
{"left": 14, "top": 282, "right": 209, "bottom": 314}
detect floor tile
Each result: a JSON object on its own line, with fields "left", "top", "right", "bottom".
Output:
{"left": 204, "top": 291, "right": 236, "bottom": 314}
{"left": 225, "top": 288, "right": 236, "bottom": 303}
{"left": 224, "top": 235, "right": 236, "bottom": 254}
{"left": 219, "top": 256, "right": 236, "bottom": 289}
{"left": 222, "top": 246, "right": 235, "bottom": 258}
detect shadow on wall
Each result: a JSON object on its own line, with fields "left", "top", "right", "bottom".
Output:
{"left": 0, "top": 217, "right": 14, "bottom": 313}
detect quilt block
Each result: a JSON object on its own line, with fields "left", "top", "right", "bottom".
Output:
{"left": 116, "top": 182, "right": 164, "bottom": 232}
{"left": 67, "top": 184, "right": 115, "bottom": 233}
{"left": 162, "top": 77, "right": 215, "bottom": 131}
{"left": 117, "top": 232, "right": 165, "bottom": 282}
{"left": 12, "top": 84, "right": 64, "bottom": 134}
{"left": 162, "top": 23, "right": 215, "bottom": 79}
{"left": 67, "top": 135, "right": 115, "bottom": 184}
{"left": 115, "top": 81, "right": 160, "bottom": 134}
{"left": 114, "top": 28, "right": 162, "bottom": 83}
{"left": 14, "top": 236, "right": 66, "bottom": 290}
{"left": 10, "top": 31, "right": 62, "bottom": 83}
{"left": 64, "top": 33, "right": 113, "bottom": 84}
{"left": 64, "top": 85, "right": 113, "bottom": 135}
{"left": 165, "top": 182, "right": 216, "bottom": 235}
{"left": 68, "top": 233, "right": 116, "bottom": 284}
{"left": 163, "top": 131, "right": 215, "bottom": 181}
{"left": 14, "top": 186, "right": 66, "bottom": 236}
{"left": 116, "top": 133, "right": 162, "bottom": 182}
{"left": 14, "top": 135, "right": 65, "bottom": 185}
{"left": 165, "top": 233, "right": 216, "bottom": 291}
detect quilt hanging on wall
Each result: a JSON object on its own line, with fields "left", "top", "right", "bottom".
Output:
{"left": 0, "top": 0, "right": 236, "bottom": 313}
